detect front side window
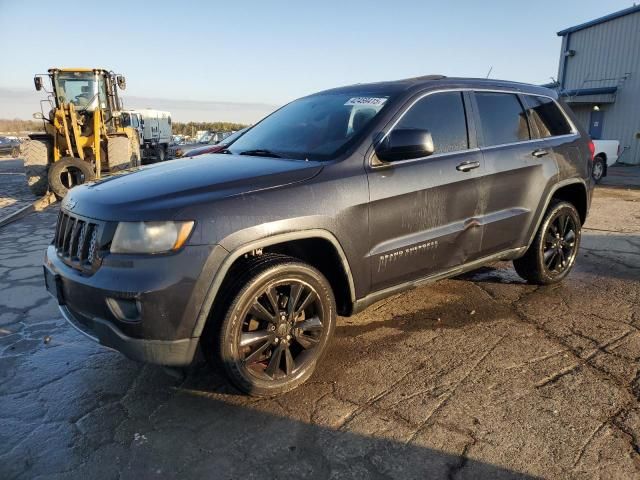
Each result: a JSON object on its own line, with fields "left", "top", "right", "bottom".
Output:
{"left": 395, "top": 92, "right": 468, "bottom": 154}
{"left": 525, "top": 96, "right": 572, "bottom": 138}
{"left": 475, "top": 92, "right": 530, "bottom": 147}
{"left": 228, "top": 92, "right": 394, "bottom": 160}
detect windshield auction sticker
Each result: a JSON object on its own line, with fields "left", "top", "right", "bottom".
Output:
{"left": 344, "top": 97, "right": 388, "bottom": 107}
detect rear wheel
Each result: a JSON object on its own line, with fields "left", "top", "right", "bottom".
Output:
{"left": 130, "top": 138, "right": 141, "bottom": 167}
{"left": 155, "top": 145, "right": 166, "bottom": 162}
{"left": 205, "top": 255, "right": 336, "bottom": 396}
{"left": 592, "top": 155, "right": 605, "bottom": 183}
{"left": 513, "top": 201, "right": 581, "bottom": 285}
{"left": 23, "top": 138, "right": 51, "bottom": 196}
{"left": 48, "top": 157, "right": 95, "bottom": 199}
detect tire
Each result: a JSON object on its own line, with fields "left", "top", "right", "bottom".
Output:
{"left": 130, "top": 138, "right": 141, "bottom": 167}
{"left": 48, "top": 157, "right": 95, "bottom": 199}
{"left": 23, "top": 138, "right": 51, "bottom": 196}
{"left": 513, "top": 200, "right": 582, "bottom": 285}
{"left": 155, "top": 145, "right": 166, "bottom": 162}
{"left": 592, "top": 155, "right": 605, "bottom": 183}
{"left": 203, "top": 254, "right": 336, "bottom": 396}
{"left": 107, "top": 136, "right": 132, "bottom": 171}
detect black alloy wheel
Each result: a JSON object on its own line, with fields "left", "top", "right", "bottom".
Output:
{"left": 212, "top": 255, "right": 336, "bottom": 396}
{"left": 513, "top": 201, "right": 582, "bottom": 285}
{"left": 541, "top": 211, "right": 578, "bottom": 277}
{"left": 238, "top": 279, "right": 325, "bottom": 380}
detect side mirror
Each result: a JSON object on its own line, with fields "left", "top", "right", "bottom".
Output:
{"left": 34, "top": 76, "right": 43, "bottom": 91}
{"left": 33, "top": 112, "right": 46, "bottom": 120}
{"left": 375, "top": 129, "right": 434, "bottom": 163}
{"left": 117, "top": 75, "right": 126, "bottom": 90}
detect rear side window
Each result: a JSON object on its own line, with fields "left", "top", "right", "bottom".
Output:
{"left": 525, "top": 96, "right": 572, "bottom": 137}
{"left": 396, "top": 92, "right": 468, "bottom": 154}
{"left": 475, "top": 92, "right": 530, "bottom": 147}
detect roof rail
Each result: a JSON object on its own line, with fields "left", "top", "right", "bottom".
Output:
{"left": 406, "top": 75, "right": 447, "bottom": 81}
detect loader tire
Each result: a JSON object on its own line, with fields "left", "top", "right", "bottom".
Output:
{"left": 23, "top": 139, "right": 51, "bottom": 196}
{"left": 48, "top": 158, "right": 95, "bottom": 200}
{"left": 107, "top": 136, "right": 132, "bottom": 171}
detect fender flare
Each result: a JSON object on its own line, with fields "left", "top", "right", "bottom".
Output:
{"left": 191, "top": 229, "right": 356, "bottom": 338}
{"left": 524, "top": 177, "right": 589, "bottom": 248}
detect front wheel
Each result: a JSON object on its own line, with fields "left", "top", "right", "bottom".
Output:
{"left": 513, "top": 201, "right": 582, "bottom": 285}
{"left": 207, "top": 255, "right": 336, "bottom": 396}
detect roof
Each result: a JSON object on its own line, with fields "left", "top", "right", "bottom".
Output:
{"left": 316, "top": 75, "right": 555, "bottom": 98}
{"left": 557, "top": 4, "right": 640, "bottom": 36}
{"left": 48, "top": 68, "right": 110, "bottom": 73}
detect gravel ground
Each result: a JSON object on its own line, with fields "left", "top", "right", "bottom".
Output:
{"left": 0, "top": 158, "right": 639, "bottom": 479}
{"left": 0, "top": 158, "right": 36, "bottom": 221}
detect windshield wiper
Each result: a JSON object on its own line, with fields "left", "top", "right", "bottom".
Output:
{"left": 238, "top": 149, "right": 282, "bottom": 158}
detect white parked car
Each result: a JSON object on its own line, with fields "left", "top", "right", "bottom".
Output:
{"left": 592, "top": 140, "right": 620, "bottom": 183}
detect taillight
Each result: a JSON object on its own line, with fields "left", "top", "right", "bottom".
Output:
{"left": 587, "top": 140, "right": 595, "bottom": 161}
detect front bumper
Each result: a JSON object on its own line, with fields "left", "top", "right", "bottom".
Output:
{"left": 59, "top": 304, "right": 199, "bottom": 366}
{"left": 44, "top": 242, "right": 229, "bottom": 366}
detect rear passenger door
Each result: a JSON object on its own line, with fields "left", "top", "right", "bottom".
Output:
{"left": 472, "top": 91, "right": 556, "bottom": 256}
{"left": 367, "top": 91, "right": 485, "bottom": 292}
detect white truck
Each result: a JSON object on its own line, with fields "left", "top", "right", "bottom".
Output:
{"left": 126, "top": 109, "right": 172, "bottom": 163}
{"left": 592, "top": 140, "right": 620, "bottom": 183}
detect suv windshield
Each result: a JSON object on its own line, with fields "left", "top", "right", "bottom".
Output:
{"left": 227, "top": 93, "right": 393, "bottom": 160}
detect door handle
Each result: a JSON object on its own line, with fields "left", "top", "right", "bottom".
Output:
{"left": 456, "top": 160, "right": 480, "bottom": 172}
{"left": 532, "top": 148, "right": 549, "bottom": 158}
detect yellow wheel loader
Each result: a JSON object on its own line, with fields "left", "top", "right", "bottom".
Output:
{"left": 23, "top": 68, "right": 141, "bottom": 198}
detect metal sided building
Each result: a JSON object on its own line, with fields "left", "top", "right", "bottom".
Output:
{"left": 556, "top": 5, "right": 640, "bottom": 165}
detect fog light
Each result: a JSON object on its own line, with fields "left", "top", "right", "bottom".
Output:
{"left": 106, "top": 297, "right": 141, "bottom": 323}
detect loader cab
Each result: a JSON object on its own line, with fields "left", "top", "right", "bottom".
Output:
{"left": 52, "top": 70, "right": 105, "bottom": 112}
{"left": 49, "top": 69, "right": 124, "bottom": 119}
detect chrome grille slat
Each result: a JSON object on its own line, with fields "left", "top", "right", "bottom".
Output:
{"left": 76, "top": 222, "right": 88, "bottom": 261}
{"left": 54, "top": 212, "right": 100, "bottom": 272}
{"left": 62, "top": 216, "right": 74, "bottom": 256}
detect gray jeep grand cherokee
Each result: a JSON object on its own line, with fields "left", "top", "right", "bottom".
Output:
{"left": 44, "top": 75, "right": 594, "bottom": 395}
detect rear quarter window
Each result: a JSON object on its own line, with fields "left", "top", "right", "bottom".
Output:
{"left": 524, "top": 95, "right": 573, "bottom": 137}
{"left": 475, "top": 92, "right": 530, "bottom": 147}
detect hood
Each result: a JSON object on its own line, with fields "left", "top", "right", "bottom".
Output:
{"left": 64, "top": 154, "right": 323, "bottom": 221}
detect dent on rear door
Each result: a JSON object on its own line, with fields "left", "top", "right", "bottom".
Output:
{"left": 472, "top": 91, "right": 558, "bottom": 255}
{"left": 477, "top": 141, "right": 556, "bottom": 253}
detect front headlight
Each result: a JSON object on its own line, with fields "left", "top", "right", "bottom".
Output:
{"left": 110, "top": 221, "right": 195, "bottom": 254}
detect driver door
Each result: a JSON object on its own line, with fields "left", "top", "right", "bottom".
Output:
{"left": 366, "top": 91, "right": 485, "bottom": 292}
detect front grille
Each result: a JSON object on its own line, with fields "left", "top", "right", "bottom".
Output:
{"left": 54, "top": 211, "right": 101, "bottom": 272}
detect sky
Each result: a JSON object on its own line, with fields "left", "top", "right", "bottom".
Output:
{"left": 0, "top": 0, "right": 634, "bottom": 122}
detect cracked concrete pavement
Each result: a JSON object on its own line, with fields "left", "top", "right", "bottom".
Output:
{"left": 0, "top": 158, "right": 639, "bottom": 479}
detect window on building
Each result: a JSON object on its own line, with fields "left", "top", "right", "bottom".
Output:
{"left": 475, "top": 92, "right": 530, "bottom": 146}
{"left": 395, "top": 92, "right": 468, "bottom": 154}
{"left": 525, "top": 95, "right": 573, "bottom": 137}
